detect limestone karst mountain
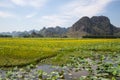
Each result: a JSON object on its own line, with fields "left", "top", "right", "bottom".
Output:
{"left": 67, "top": 16, "right": 120, "bottom": 37}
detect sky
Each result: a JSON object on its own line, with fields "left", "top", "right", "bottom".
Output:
{"left": 0, "top": 0, "right": 120, "bottom": 32}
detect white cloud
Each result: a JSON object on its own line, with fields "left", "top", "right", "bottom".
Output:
{"left": 40, "top": 15, "right": 69, "bottom": 27}
{"left": 0, "top": 11, "right": 15, "bottom": 18}
{"left": 62, "top": 0, "right": 113, "bottom": 17}
{"left": 39, "top": 0, "right": 113, "bottom": 27}
{"left": 11, "top": 0, "right": 49, "bottom": 8}
{"left": 25, "top": 13, "right": 37, "bottom": 18}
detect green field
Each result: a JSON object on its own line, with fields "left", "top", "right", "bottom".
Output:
{"left": 0, "top": 38, "right": 120, "bottom": 67}
{"left": 0, "top": 38, "right": 120, "bottom": 79}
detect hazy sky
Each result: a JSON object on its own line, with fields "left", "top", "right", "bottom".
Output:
{"left": 0, "top": 0, "right": 120, "bottom": 32}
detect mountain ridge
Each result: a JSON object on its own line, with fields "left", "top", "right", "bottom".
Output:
{"left": 0, "top": 16, "right": 120, "bottom": 38}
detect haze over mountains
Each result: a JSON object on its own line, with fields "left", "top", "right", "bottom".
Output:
{"left": 0, "top": 16, "right": 120, "bottom": 38}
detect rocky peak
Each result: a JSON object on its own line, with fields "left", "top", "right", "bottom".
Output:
{"left": 67, "top": 16, "right": 120, "bottom": 37}
{"left": 91, "top": 16, "right": 110, "bottom": 25}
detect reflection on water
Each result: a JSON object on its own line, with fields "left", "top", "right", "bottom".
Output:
{"left": 0, "top": 65, "right": 89, "bottom": 80}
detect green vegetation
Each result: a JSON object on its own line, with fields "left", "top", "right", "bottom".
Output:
{"left": 0, "top": 38, "right": 120, "bottom": 79}
{"left": 83, "top": 35, "right": 120, "bottom": 38}
{"left": 0, "top": 38, "right": 120, "bottom": 67}
{"left": 0, "top": 34, "right": 12, "bottom": 38}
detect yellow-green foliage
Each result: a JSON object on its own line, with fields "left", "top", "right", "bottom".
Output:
{"left": 0, "top": 38, "right": 120, "bottom": 67}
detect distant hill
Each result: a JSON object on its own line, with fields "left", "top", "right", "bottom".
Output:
{"left": 0, "top": 26, "right": 67, "bottom": 38}
{"left": 0, "top": 16, "right": 120, "bottom": 38}
{"left": 67, "top": 16, "right": 120, "bottom": 37}
{"left": 39, "top": 26, "right": 67, "bottom": 37}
